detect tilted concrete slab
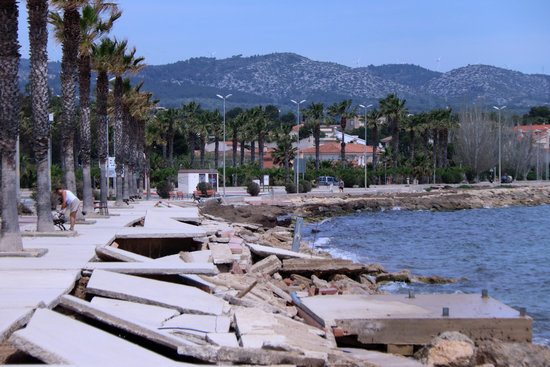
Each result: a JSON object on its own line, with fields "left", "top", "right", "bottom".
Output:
{"left": 59, "top": 295, "right": 197, "bottom": 349}
{"left": 90, "top": 296, "right": 180, "bottom": 327}
{"left": 246, "top": 242, "right": 322, "bottom": 259}
{"left": 209, "top": 243, "right": 234, "bottom": 264}
{"left": 86, "top": 270, "right": 226, "bottom": 315}
{"left": 206, "top": 333, "right": 239, "bottom": 348}
{"left": 95, "top": 245, "right": 152, "bottom": 262}
{"left": 0, "top": 308, "right": 33, "bottom": 343}
{"left": 83, "top": 261, "right": 218, "bottom": 275}
{"left": 339, "top": 347, "right": 425, "bottom": 367}
{"left": 8, "top": 308, "right": 193, "bottom": 365}
{"left": 300, "top": 293, "right": 532, "bottom": 345}
{"left": 233, "top": 307, "right": 335, "bottom": 353}
{"left": 114, "top": 226, "right": 205, "bottom": 239}
{"left": 180, "top": 250, "right": 212, "bottom": 263}
{"left": 144, "top": 207, "right": 201, "bottom": 229}
{"left": 162, "top": 314, "right": 231, "bottom": 333}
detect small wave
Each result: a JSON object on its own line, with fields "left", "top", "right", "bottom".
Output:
{"left": 392, "top": 206, "right": 401, "bottom": 211}
{"left": 379, "top": 281, "right": 410, "bottom": 292}
{"left": 313, "top": 237, "right": 331, "bottom": 248}
{"left": 324, "top": 247, "right": 361, "bottom": 263}
{"left": 533, "top": 336, "right": 550, "bottom": 349}
{"left": 319, "top": 217, "right": 332, "bottom": 225}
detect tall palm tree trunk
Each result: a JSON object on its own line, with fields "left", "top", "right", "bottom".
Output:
{"left": 258, "top": 135, "right": 264, "bottom": 170}
{"left": 114, "top": 76, "right": 124, "bottom": 206}
{"left": 122, "top": 108, "right": 130, "bottom": 201}
{"left": 214, "top": 138, "right": 219, "bottom": 168}
{"left": 0, "top": 0, "right": 23, "bottom": 251}
{"left": 28, "top": 0, "right": 54, "bottom": 231}
{"left": 372, "top": 125, "right": 379, "bottom": 171}
{"left": 96, "top": 70, "right": 108, "bottom": 209}
{"left": 432, "top": 128, "right": 438, "bottom": 169}
{"left": 391, "top": 118, "right": 399, "bottom": 170}
{"left": 250, "top": 140, "right": 256, "bottom": 164}
{"left": 409, "top": 128, "right": 415, "bottom": 161}
{"left": 188, "top": 132, "right": 196, "bottom": 167}
{"left": 78, "top": 52, "right": 94, "bottom": 214}
{"left": 240, "top": 139, "right": 245, "bottom": 166}
{"left": 60, "top": 4, "right": 80, "bottom": 194}
{"left": 284, "top": 141, "right": 290, "bottom": 184}
{"left": 232, "top": 132, "right": 238, "bottom": 168}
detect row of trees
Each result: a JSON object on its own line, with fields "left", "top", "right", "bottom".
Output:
{"left": 1, "top": 0, "right": 157, "bottom": 252}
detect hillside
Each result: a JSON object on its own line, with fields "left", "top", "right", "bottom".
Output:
{"left": 18, "top": 52, "right": 550, "bottom": 112}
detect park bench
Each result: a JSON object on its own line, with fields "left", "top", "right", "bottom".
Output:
{"left": 192, "top": 189, "right": 217, "bottom": 202}
{"left": 93, "top": 200, "right": 109, "bottom": 215}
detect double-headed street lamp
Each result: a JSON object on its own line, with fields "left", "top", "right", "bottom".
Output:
{"left": 359, "top": 104, "right": 373, "bottom": 190}
{"left": 291, "top": 99, "right": 306, "bottom": 193}
{"left": 493, "top": 105, "right": 506, "bottom": 184}
{"left": 217, "top": 93, "right": 232, "bottom": 198}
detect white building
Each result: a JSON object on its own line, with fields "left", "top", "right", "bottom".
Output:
{"left": 177, "top": 169, "right": 219, "bottom": 194}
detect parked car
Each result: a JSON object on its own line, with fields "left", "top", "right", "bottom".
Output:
{"left": 317, "top": 176, "right": 337, "bottom": 186}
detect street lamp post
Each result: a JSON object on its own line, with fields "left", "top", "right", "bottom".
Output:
{"left": 359, "top": 104, "right": 373, "bottom": 189}
{"left": 493, "top": 105, "right": 506, "bottom": 184}
{"left": 217, "top": 93, "right": 232, "bottom": 198}
{"left": 291, "top": 99, "right": 306, "bottom": 193}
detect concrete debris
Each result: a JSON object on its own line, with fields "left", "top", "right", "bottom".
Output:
{"left": 209, "top": 243, "right": 234, "bottom": 264}
{"left": 86, "top": 269, "right": 226, "bottom": 315}
{"left": 179, "top": 249, "right": 212, "bottom": 263}
{"left": 246, "top": 242, "right": 323, "bottom": 260}
{"left": 95, "top": 244, "right": 152, "bottom": 262}
{"left": 250, "top": 254, "right": 282, "bottom": 275}
{"left": 161, "top": 314, "right": 230, "bottom": 333}
{"left": 282, "top": 258, "right": 365, "bottom": 275}
{"left": 90, "top": 296, "right": 179, "bottom": 327}
{"left": 376, "top": 269, "right": 411, "bottom": 283}
{"left": 83, "top": 261, "right": 218, "bottom": 275}
{"left": 8, "top": 308, "right": 190, "bottom": 365}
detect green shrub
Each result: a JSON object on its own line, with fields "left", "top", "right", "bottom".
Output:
{"left": 299, "top": 180, "right": 312, "bottom": 193}
{"left": 151, "top": 168, "right": 177, "bottom": 186}
{"left": 196, "top": 181, "right": 213, "bottom": 195}
{"left": 247, "top": 182, "right": 260, "bottom": 196}
{"left": 156, "top": 181, "right": 173, "bottom": 199}
{"left": 438, "top": 167, "right": 464, "bottom": 184}
{"left": 527, "top": 170, "right": 537, "bottom": 180}
{"left": 285, "top": 182, "right": 297, "bottom": 193}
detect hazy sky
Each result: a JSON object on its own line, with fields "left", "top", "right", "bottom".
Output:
{"left": 17, "top": 0, "right": 550, "bottom": 74}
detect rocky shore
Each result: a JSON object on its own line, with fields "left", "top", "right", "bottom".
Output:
{"left": 196, "top": 184, "right": 550, "bottom": 366}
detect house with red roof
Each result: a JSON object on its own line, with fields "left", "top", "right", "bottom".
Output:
{"left": 300, "top": 142, "right": 374, "bottom": 167}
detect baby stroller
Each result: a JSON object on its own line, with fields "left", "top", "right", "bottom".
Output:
{"left": 52, "top": 210, "right": 67, "bottom": 231}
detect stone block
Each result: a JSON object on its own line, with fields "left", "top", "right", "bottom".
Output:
{"left": 250, "top": 255, "right": 282, "bottom": 275}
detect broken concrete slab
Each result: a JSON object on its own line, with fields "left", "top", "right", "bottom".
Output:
{"left": 250, "top": 254, "right": 282, "bottom": 275}
{"left": 233, "top": 307, "right": 335, "bottom": 353}
{"left": 83, "top": 261, "right": 218, "bottom": 275}
{"left": 90, "top": 296, "right": 180, "bottom": 327}
{"left": 281, "top": 258, "right": 365, "bottom": 275}
{"left": 339, "top": 347, "right": 425, "bottom": 367}
{"left": 0, "top": 308, "right": 33, "bottom": 344}
{"left": 177, "top": 344, "right": 325, "bottom": 366}
{"left": 208, "top": 243, "right": 234, "bottom": 265}
{"left": 179, "top": 250, "right": 212, "bottom": 263}
{"left": 59, "top": 295, "right": 196, "bottom": 349}
{"left": 162, "top": 314, "right": 231, "bottom": 333}
{"left": 300, "top": 294, "right": 532, "bottom": 345}
{"left": 246, "top": 243, "right": 322, "bottom": 259}
{"left": 206, "top": 332, "right": 239, "bottom": 348}
{"left": 86, "top": 269, "right": 226, "bottom": 315}
{"left": 8, "top": 308, "right": 192, "bottom": 365}
{"left": 95, "top": 245, "right": 152, "bottom": 262}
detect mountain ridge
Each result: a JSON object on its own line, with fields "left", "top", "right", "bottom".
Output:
{"left": 18, "top": 52, "right": 550, "bottom": 113}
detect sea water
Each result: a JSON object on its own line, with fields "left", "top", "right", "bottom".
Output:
{"left": 303, "top": 204, "right": 550, "bottom": 347}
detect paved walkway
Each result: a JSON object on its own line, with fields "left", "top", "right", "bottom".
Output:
{"left": 0, "top": 200, "right": 201, "bottom": 345}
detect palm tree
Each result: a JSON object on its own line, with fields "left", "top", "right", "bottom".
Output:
{"left": 0, "top": 0, "right": 23, "bottom": 251}
{"left": 306, "top": 102, "right": 324, "bottom": 170}
{"left": 206, "top": 109, "right": 222, "bottom": 168}
{"left": 273, "top": 122, "right": 295, "bottom": 183}
{"left": 367, "top": 108, "right": 382, "bottom": 171}
{"left": 109, "top": 39, "right": 145, "bottom": 205}
{"left": 181, "top": 101, "right": 201, "bottom": 168}
{"left": 250, "top": 106, "right": 268, "bottom": 170}
{"left": 50, "top": 0, "right": 86, "bottom": 194}
{"left": 405, "top": 112, "right": 427, "bottom": 161}
{"left": 379, "top": 93, "right": 408, "bottom": 171}
{"left": 327, "top": 99, "right": 357, "bottom": 168}
{"left": 226, "top": 108, "right": 244, "bottom": 168}
{"left": 155, "top": 108, "right": 180, "bottom": 169}
{"left": 77, "top": 1, "right": 120, "bottom": 214}
{"left": 27, "top": 0, "right": 54, "bottom": 232}
{"left": 91, "top": 37, "right": 115, "bottom": 210}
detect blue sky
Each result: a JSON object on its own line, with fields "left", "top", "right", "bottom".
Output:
{"left": 18, "top": 0, "right": 550, "bottom": 74}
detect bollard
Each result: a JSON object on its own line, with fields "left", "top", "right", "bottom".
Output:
{"left": 520, "top": 307, "right": 526, "bottom": 317}
{"left": 482, "top": 289, "right": 488, "bottom": 298}
{"left": 408, "top": 290, "right": 415, "bottom": 299}
{"left": 442, "top": 307, "right": 449, "bottom": 317}
{"left": 291, "top": 217, "right": 303, "bottom": 252}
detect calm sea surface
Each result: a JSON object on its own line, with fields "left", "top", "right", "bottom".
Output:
{"left": 303, "top": 204, "right": 550, "bottom": 347}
